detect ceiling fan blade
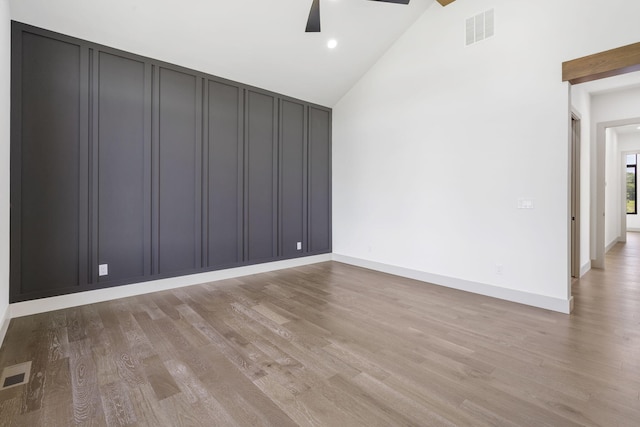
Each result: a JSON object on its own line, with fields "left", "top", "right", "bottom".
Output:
{"left": 436, "top": 0, "right": 456, "bottom": 5}
{"left": 368, "top": 0, "right": 410, "bottom": 4}
{"left": 305, "top": 0, "right": 321, "bottom": 33}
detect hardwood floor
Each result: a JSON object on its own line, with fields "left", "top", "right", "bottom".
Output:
{"left": 1, "top": 240, "right": 640, "bottom": 426}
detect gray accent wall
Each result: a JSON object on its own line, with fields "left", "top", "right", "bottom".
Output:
{"left": 96, "top": 52, "right": 148, "bottom": 283}
{"left": 17, "top": 32, "right": 85, "bottom": 294}
{"left": 157, "top": 67, "right": 200, "bottom": 275}
{"left": 246, "top": 90, "right": 277, "bottom": 262}
{"left": 206, "top": 80, "right": 244, "bottom": 268}
{"left": 10, "top": 22, "right": 332, "bottom": 303}
{"left": 309, "top": 107, "right": 332, "bottom": 254}
{"left": 280, "top": 100, "right": 306, "bottom": 258}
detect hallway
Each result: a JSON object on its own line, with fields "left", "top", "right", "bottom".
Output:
{"left": 573, "top": 231, "right": 640, "bottom": 317}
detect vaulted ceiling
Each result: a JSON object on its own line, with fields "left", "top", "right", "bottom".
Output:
{"left": 10, "top": 0, "right": 456, "bottom": 106}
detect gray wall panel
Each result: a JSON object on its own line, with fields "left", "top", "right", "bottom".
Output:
{"left": 207, "top": 81, "right": 243, "bottom": 267}
{"left": 280, "top": 100, "right": 305, "bottom": 257}
{"left": 158, "top": 67, "right": 199, "bottom": 274}
{"left": 10, "top": 22, "right": 331, "bottom": 303}
{"left": 246, "top": 91, "right": 277, "bottom": 261}
{"left": 309, "top": 107, "right": 331, "bottom": 253}
{"left": 97, "top": 52, "right": 147, "bottom": 281}
{"left": 19, "top": 33, "right": 82, "bottom": 293}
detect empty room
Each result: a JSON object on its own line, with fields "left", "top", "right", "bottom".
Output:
{"left": 1, "top": 0, "right": 640, "bottom": 425}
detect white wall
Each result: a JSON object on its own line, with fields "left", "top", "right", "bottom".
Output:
{"left": 0, "top": 0, "right": 10, "bottom": 341}
{"left": 571, "top": 85, "right": 592, "bottom": 273}
{"left": 333, "top": 0, "right": 640, "bottom": 310}
{"left": 618, "top": 133, "right": 640, "bottom": 231}
{"left": 604, "top": 129, "right": 621, "bottom": 249}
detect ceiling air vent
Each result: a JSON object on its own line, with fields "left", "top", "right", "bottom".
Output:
{"left": 466, "top": 9, "right": 494, "bottom": 46}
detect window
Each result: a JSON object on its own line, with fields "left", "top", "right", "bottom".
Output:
{"left": 627, "top": 154, "right": 637, "bottom": 214}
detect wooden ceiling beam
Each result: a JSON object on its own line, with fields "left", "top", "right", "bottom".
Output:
{"left": 562, "top": 42, "right": 640, "bottom": 84}
{"left": 436, "top": 0, "right": 456, "bottom": 6}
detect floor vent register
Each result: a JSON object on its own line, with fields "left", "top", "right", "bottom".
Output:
{"left": 0, "top": 361, "right": 32, "bottom": 390}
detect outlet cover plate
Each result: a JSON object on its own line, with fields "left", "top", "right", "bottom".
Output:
{"left": 99, "top": 264, "right": 108, "bottom": 276}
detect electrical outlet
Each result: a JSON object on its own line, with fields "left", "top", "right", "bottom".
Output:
{"left": 99, "top": 264, "right": 108, "bottom": 276}
{"left": 495, "top": 264, "right": 503, "bottom": 275}
{"left": 296, "top": 241, "right": 302, "bottom": 251}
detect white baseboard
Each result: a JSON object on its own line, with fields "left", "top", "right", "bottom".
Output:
{"left": 332, "top": 254, "right": 573, "bottom": 314}
{"left": 627, "top": 228, "right": 640, "bottom": 232}
{"left": 10, "top": 254, "right": 332, "bottom": 319}
{"left": 0, "top": 305, "right": 9, "bottom": 348}
{"left": 605, "top": 238, "right": 620, "bottom": 254}
{"left": 580, "top": 261, "right": 591, "bottom": 277}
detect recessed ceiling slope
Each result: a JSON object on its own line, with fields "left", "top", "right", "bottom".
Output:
{"left": 10, "top": 0, "right": 441, "bottom": 106}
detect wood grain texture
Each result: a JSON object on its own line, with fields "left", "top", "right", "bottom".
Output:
{"left": 2, "top": 234, "right": 640, "bottom": 425}
{"left": 563, "top": 41, "right": 640, "bottom": 84}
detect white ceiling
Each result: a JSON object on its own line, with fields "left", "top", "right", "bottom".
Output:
{"left": 613, "top": 124, "right": 640, "bottom": 135}
{"left": 578, "top": 70, "right": 640, "bottom": 97}
{"left": 577, "top": 71, "right": 640, "bottom": 135}
{"left": 10, "top": 0, "right": 437, "bottom": 107}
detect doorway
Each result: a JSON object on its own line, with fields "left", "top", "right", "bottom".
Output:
{"left": 594, "top": 118, "right": 640, "bottom": 269}
{"left": 570, "top": 113, "right": 580, "bottom": 278}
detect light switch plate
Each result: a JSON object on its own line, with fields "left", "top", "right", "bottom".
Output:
{"left": 517, "top": 198, "right": 534, "bottom": 209}
{"left": 296, "top": 242, "right": 302, "bottom": 251}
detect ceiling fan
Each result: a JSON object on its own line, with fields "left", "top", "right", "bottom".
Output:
{"left": 305, "top": 0, "right": 456, "bottom": 33}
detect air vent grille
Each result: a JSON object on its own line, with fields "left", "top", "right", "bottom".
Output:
{"left": 466, "top": 9, "right": 494, "bottom": 46}
{"left": 0, "top": 361, "right": 31, "bottom": 390}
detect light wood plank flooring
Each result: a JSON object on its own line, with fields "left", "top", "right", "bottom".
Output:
{"left": 1, "top": 238, "right": 640, "bottom": 426}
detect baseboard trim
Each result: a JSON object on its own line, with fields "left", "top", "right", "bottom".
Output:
{"left": 0, "top": 305, "right": 9, "bottom": 348}
{"left": 7, "top": 252, "right": 574, "bottom": 320}
{"left": 605, "top": 238, "right": 620, "bottom": 254}
{"left": 332, "top": 254, "right": 573, "bottom": 314}
{"left": 10, "top": 254, "right": 332, "bottom": 319}
{"left": 580, "top": 261, "right": 591, "bottom": 277}
{"left": 627, "top": 228, "right": 640, "bottom": 233}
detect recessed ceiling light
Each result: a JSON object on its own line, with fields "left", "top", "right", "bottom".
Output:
{"left": 327, "top": 39, "right": 338, "bottom": 49}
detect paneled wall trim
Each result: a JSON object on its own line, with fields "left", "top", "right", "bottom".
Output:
{"left": 10, "top": 22, "right": 332, "bottom": 303}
